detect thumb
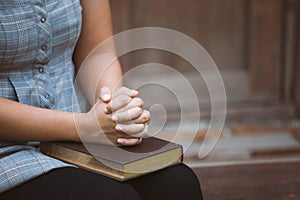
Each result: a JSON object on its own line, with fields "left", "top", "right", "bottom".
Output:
{"left": 99, "top": 86, "right": 111, "bottom": 102}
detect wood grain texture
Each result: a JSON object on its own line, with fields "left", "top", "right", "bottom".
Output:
{"left": 111, "top": 0, "right": 247, "bottom": 72}
{"left": 251, "top": 147, "right": 300, "bottom": 158}
{"left": 248, "top": 0, "right": 283, "bottom": 98}
{"left": 231, "top": 125, "right": 287, "bottom": 135}
{"left": 282, "top": 0, "right": 299, "bottom": 104}
{"left": 295, "top": 3, "right": 300, "bottom": 117}
{"left": 194, "top": 162, "right": 300, "bottom": 200}
{"left": 132, "top": 0, "right": 246, "bottom": 71}
{"left": 109, "top": 0, "right": 299, "bottom": 116}
{"left": 110, "top": 0, "right": 134, "bottom": 70}
{"left": 110, "top": 0, "right": 132, "bottom": 33}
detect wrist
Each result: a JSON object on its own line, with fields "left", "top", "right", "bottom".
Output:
{"left": 73, "top": 106, "right": 113, "bottom": 143}
{"left": 53, "top": 111, "right": 81, "bottom": 142}
{"left": 73, "top": 112, "right": 95, "bottom": 143}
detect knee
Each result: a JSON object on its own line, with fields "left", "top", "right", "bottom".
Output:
{"left": 165, "top": 164, "right": 203, "bottom": 199}
{"left": 129, "top": 164, "right": 203, "bottom": 200}
{"left": 170, "top": 164, "right": 201, "bottom": 186}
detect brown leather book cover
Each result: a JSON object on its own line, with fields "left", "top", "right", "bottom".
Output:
{"left": 40, "top": 137, "right": 183, "bottom": 181}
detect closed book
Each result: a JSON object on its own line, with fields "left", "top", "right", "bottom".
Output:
{"left": 40, "top": 137, "right": 183, "bottom": 181}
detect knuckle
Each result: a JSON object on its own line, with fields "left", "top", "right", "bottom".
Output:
{"left": 134, "top": 97, "right": 144, "bottom": 107}
{"left": 129, "top": 111, "right": 139, "bottom": 120}
{"left": 142, "top": 112, "right": 148, "bottom": 120}
{"left": 145, "top": 110, "right": 150, "bottom": 116}
{"left": 128, "top": 115, "right": 136, "bottom": 122}
{"left": 139, "top": 116, "right": 147, "bottom": 123}
{"left": 140, "top": 110, "right": 150, "bottom": 122}
{"left": 145, "top": 110, "right": 151, "bottom": 120}
{"left": 136, "top": 107, "right": 143, "bottom": 115}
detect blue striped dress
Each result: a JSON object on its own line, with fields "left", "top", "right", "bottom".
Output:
{"left": 0, "top": 0, "right": 82, "bottom": 193}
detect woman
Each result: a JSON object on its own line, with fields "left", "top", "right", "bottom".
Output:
{"left": 0, "top": 0, "right": 202, "bottom": 199}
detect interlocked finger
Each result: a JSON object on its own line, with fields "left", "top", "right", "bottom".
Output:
{"left": 115, "top": 123, "right": 145, "bottom": 135}
{"left": 112, "top": 87, "right": 138, "bottom": 99}
{"left": 132, "top": 110, "right": 150, "bottom": 124}
{"left": 131, "top": 124, "right": 148, "bottom": 138}
{"left": 115, "top": 97, "right": 144, "bottom": 113}
{"left": 117, "top": 138, "right": 142, "bottom": 146}
{"left": 112, "top": 107, "right": 143, "bottom": 123}
{"left": 99, "top": 87, "right": 112, "bottom": 102}
{"left": 104, "top": 94, "right": 132, "bottom": 114}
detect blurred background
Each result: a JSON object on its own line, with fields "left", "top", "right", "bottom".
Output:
{"left": 108, "top": 1, "right": 300, "bottom": 198}
{"left": 109, "top": 0, "right": 300, "bottom": 167}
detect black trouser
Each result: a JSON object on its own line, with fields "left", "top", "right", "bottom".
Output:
{"left": 1, "top": 164, "right": 203, "bottom": 200}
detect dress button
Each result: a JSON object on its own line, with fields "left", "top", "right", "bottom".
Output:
{"left": 42, "top": 45, "right": 48, "bottom": 51}
{"left": 38, "top": 67, "right": 44, "bottom": 73}
{"left": 40, "top": 17, "right": 46, "bottom": 23}
{"left": 45, "top": 94, "right": 50, "bottom": 99}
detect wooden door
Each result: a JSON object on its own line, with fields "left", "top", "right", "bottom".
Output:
{"left": 110, "top": 0, "right": 300, "bottom": 120}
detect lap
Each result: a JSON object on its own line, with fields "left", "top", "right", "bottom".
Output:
{"left": 129, "top": 164, "right": 203, "bottom": 200}
{"left": 1, "top": 164, "right": 202, "bottom": 200}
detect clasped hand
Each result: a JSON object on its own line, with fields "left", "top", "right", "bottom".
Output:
{"left": 82, "top": 86, "right": 150, "bottom": 146}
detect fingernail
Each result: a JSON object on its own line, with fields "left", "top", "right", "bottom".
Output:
{"left": 132, "top": 90, "right": 139, "bottom": 96}
{"left": 112, "top": 115, "right": 119, "bottom": 122}
{"left": 116, "top": 125, "right": 123, "bottom": 131}
{"left": 103, "top": 107, "right": 109, "bottom": 114}
{"left": 101, "top": 93, "right": 110, "bottom": 101}
{"left": 117, "top": 138, "right": 124, "bottom": 144}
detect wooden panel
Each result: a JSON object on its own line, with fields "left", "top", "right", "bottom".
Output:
{"left": 110, "top": 0, "right": 134, "bottom": 71}
{"left": 248, "top": 0, "right": 283, "bottom": 98}
{"left": 296, "top": 7, "right": 300, "bottom": 116}
{"left": 111, "top": 0, "right": 247, "bottom": 71}
{"left": 194, "top": 162, "right": 300, "bottom": 200}
{"left": 131, "top": 0, "right": 247, "bottom": 70}
{"left": 110, "top": 0, "right": 132, "bottom": 33}
{"left": 110, "top": 0, "right": 294, "bottom": 113}
{"left": 282, "top": 0, "right": 299, "bottom": 103}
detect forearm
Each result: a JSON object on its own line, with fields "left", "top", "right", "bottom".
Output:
{"left": 73, "top": 0, "right": 122, "bottom": 104}
{"left": 0, "top": 97, "right": 80, "bottom": 142}
{"left": 75, "top": 52, "right": 122, "bottom": 104}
